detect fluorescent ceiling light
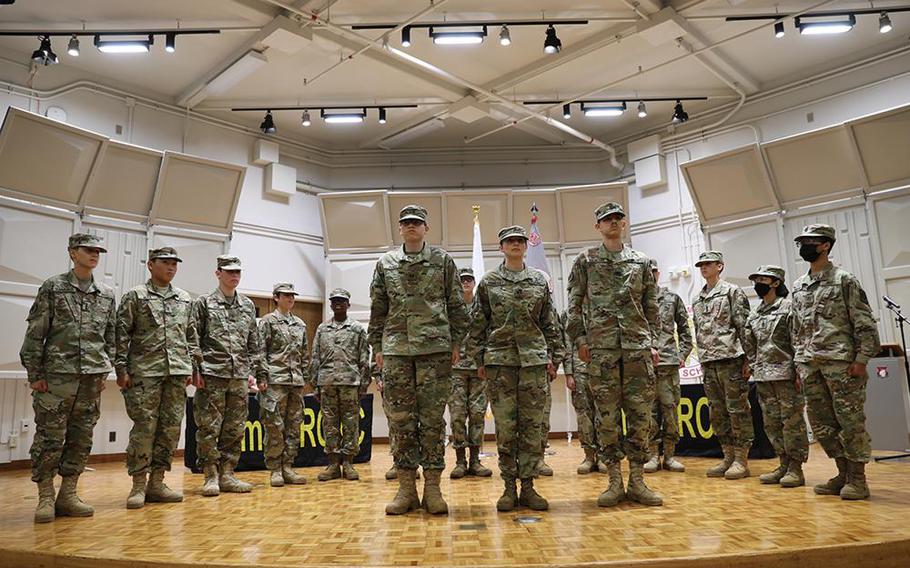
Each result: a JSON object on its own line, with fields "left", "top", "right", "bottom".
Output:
{"left": 795, "top": 14, "right": 856, "bottom": 35}
{"left": 582, "top": 102, "right": 626, "bottom": 117}
{"left": 94, "top": 34, "right": 153, "bottom": 53}
{"left": 321, "top": 109, "right": 366, "bottom": 124}
{"left": 429, "top": 26, "right": 486, "bottom": 45}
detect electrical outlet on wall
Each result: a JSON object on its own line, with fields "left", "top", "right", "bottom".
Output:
{"left": 20, "top": 419, "right": 30, "bottom": 432}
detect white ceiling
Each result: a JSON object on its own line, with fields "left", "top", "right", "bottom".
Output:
{"left": 0, "top": 0, "right": 907, "bottom": 151}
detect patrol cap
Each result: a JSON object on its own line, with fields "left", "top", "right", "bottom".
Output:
{"left": 794, "top": 223, "right": 836, "bottom": 243}
{"left": 216, "top": 255, "right": 242, "bottom": 271}
{"left": 272, "top": 282, "right": 298, "bottom": 295}
{"left": 398, "top": 205, "right": 428, "bottom": 223}
{"left": 594, "top": 202, "right": 625, "bottom": 221}
{"left": 68, "top": 233, "right": 107, "bottom": 253}
{"left": 328, "top": 287, "right": 351, "bottom": 301}
{"left": 459, "top": 268, "right": 475, "bottom": 281}
{"left": 695, "top": 250, "right": 724, "bottom": 267}
{"left": 498, "top": 225, "right": 529, "bottom": 243}
{"left": 648, "top": 258, "right": 658, "bottom": 271}
{"left": 148, "top": 247, "right": 182, "bottom": 262}
{"left": 749, "top": 265, "right": 786, "bottom": 282}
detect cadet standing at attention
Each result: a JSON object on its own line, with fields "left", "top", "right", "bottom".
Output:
{"left": 567, "top": 203, "right": 663, "bottom": 507}
{"left": 791, "top": 224, "right": 880, "bottom": 500}
{"left": 116, "top": 247, "right": 200, "bottom": 509}
{"left": 310, "top": 288, "right": 370, "bottom": 482}
{"left": 192, "top": 255, "right": 265, "bottom": 497}
{"left": 561, "top": 309, "right": 602, "bottom": 474}
{"left": 743, "top": 265, "right": 808, "bottom": 488}
{"left": 692, "top": 250, "right": 753, "bottom": 480}
{"left": 466, "top": 226, "right": 563, "bottom": 511}
{"left": 21, "top": 233, "right": 116, "bottom": 523}
{"left": 370, "top": 205, "right": 470, "bottom": 515}
{"left": 644, "top": 259, "right": 693, "bottom": 474}
{"left": 449, "top": 267, "right": 493, "bottom": 480}
{"left": 257, "top": 282, "right": 309, "bottom": 487}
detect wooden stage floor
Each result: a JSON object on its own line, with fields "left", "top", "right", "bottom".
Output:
{"left": 1, "top": 442, "right": 908, "bottom": 568}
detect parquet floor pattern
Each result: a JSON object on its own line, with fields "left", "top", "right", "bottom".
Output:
{"left": 1, "top": 442, "right": 908, "bottom": 568}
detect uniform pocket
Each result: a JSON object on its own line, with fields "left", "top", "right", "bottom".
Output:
{"left": 33, "top": 389, "right": 66, "bottom": 413}
{"left": 261, "top": 388, "right": 280, "bottom": 412}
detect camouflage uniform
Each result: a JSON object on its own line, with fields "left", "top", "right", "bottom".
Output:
{"left": 561, "top": 310, "right": 600, "bottom": 468}
{"left": 258, "top": 283, "right": 309, "bottom": 476}
{"left": 692, "top": 250, "right": 753, "bottom": 477}
{"left": 21, "top": 233, "right": 115, "bottom": 521}
{"left": 791, "top": 224, "right": 880, "bottom": 499}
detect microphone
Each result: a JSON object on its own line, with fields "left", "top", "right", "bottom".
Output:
{"left": 883, "top": 295, "right": 900, "bottom": 309}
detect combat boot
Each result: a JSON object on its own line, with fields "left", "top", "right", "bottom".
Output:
{"left": 219, "top": 465, "right": 253, "bottom": 493}
{"left": 597, "top": 462, "right": 625, "bottom": 507}
{"left": 146, "top": 469, "right": 183, "bottom": 502}
{"left": 450, "top": 447, "right": 468, "bottom": 479}
{"left": 202, "top": 465, "right": 220, "bottom": 497}
{"left": 282, "top": 464, "right": 307, "bottom": 485}
{"left": 318, "top": 455, "right": 342, "bottom": 481}
{"left": 643, "top": 454, "right": 660, "bottom": 473}
{"left": 627, "top": 462, "right": 664, "bottom": 506}
{"left": 497, "top": 478, "right": 518, "bottom": 511}
{"left": 706, "top": 445, "right": 735, "bottom": 477}
{"left": 536, "top": 459, "right": 554, "bottom": 476}
{"left": 34, "top": 478, "right": 56, "bottom": 523}
{"left": 814, "top": 457, "right": 848, "bottom": 495}
{"left": 421, "top": 469, "right": 449, "bottom": 515}
{"left": 577, "top": 448, "right": 597, "bottom": 475}
{"left": 724, "top": 447, "right": 751, "bottom": 480}
{"left": 467, "top": 447, "right": 492, "bottom": 477}
{"left": 596, "top": 458, "right": 609, "bottom": 473}
{"left": 126, "top": 473, "right": 147, "bottom": 509}
{"left": 662, "top": 447, "right": 685, "bottom": 472}
{"left": 840, "top": 461, "right": 870, "bottom": 500}
{"left": 759, "top": 456, "right": 789, "bottom": 484}
{"left": 519, "top": 478, "right": 549, "bottom": 510}
{"left": 55, "top": 475, "right": 94, "bottom": 517}
{"left": 779, "top": 459, "right": 805, "bottom": 488}
{"left": 270, "top": 469, "right": 285, "bottom": 487}
{"left": 385, "top": 468, "right": 420, "bottom": 515}
{"left": 385, "top": 465, "right": 399, "bottom": 480}
{"left": 342, "top": 457, "right": 360, "bottom": 481}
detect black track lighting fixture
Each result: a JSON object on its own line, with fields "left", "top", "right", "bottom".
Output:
{"left": 543, "top": 24, "right": 561, "bottom": 54}
{"left": 401, "top": 26, "right": 411, "bottom": 47}
{"left": 879, "top": 12, "right": 893, "bottom": 33}
{"left": 235, "top": 104, "right": 417, "bottom": 127}
{"left": 31, "top": 35, "right": 58, "bottom": 66}
{"left": 165, "top": 32, "right": 176, "bottom": 52}
{"left": 671, "top": 100, "right": 689, "bottom": 124}
{"left": 379, "top": 107, "right": 387, "bottom": 124}
{"left": 301, "top": 110, "right": 311, "bottom": 127}
{"left": 67, "top": 34, "right": 80, "bottom": 56}
{"left": 562, "top": 104, "right": 571, "bottom": 119}
{"left": 260, "top": 110, "right": 276, "bottom": 134}
{"left": 499, "top": 24, "right": 511, "bottom": 46}
{"left": 637, "top": 101, "right": 648, "bottom": 118}
{"left": 774, "top": 21, "right": 785, "bottom": 38}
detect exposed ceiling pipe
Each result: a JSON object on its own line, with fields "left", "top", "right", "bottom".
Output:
{"left": 621, "top": 0, "right": 652, "bottom": 21}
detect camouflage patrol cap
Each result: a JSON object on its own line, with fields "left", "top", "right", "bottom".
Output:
{"left": 459, "top": 268, "right": 475, "bottom": 281}
{"left": 695, "top": 250, "right": 724, "bottom": 267}
{"left": 594, "top": 202, "right": 625, "bottom": 221}
{"left": 216, "top": 255, "right": 242, "bottom": 270}
{"left": 749, "top": 265, "right": 786, "bottom": 282}
{"left": 68, "top": 233, "right": 107, "bottom": 252}
{"left": 795, "top": 223, "right": 836, "bottom": 243}
{"left": 498, "top": 225, "right": 529, "bottom": 243}
{"left": 328, "top": 287, "right": 351, "bottom": 301}
{"left": 148, "top": 247, "right": 182, "bottom": 262}
{"left": 272, "top": 282, "right": 298, "bottom": 295}
{"left": 399, "top": 205, "right": 428, "bottom": 223}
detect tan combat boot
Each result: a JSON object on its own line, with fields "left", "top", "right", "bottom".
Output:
{"left": 450, "top": 447, "right": 468, "bottom": 479}
{"left": 282, "top": 464, "right": 307, "bottom": 485}
{"left": 55, "top": 475, "right": 94, "bottom": 517}
{"left": 779, "top": 459, "right": 805, "bottom": 488}
{"left": 496, "top": 478, "right": 518, "bottom": 512}
{"left": 422, "top": 469, "right": 449, "bottom": 514}
{"left": 467, "top": 447, "right": 492, "bottom": 477}
{"left": 147, "top": 469, "right": 183, "bottom": 502}
{"left": 597, "top": 462, "right": 625, "bottom": 507}
{"left": 662, "top": 447, "right": 686, "bottom": 472}
{"left": 643, "top": 445, "right": 660, "bottom": 473}
{"left": 318, "top": 455, "right": 342, "bottom": 481}
{"left": 385, "top": 465, "right": 398, "bottom": 480}
{"left": 724, "top": 447, "right": 751, "bottom": 480}
{"left": 385, "top": 468, "right": 420, "bottom": 515}
{"left": 270, "top": 469, "right": 285, "bottom": 487}
{"left": 626, "top": 461, "right": 664, "bottom": 506}
{"left": 34, "top": 478, "right": 56, "bottom": 523}
{"left": 759, "top": 456, "right": 789, "bottom": 484}
{"left": 814, "top": 457, "right": 848, "bottom": 495}
{"left": 577, "top": 448, "right": 597, "bottom": 475}
{"left": 342, "top": 457, "right": 360, "bottom": 481}
{"left": 127, "top": 473, "right": 147, "bottom": 509}
{"left": 536, "top": 459, "right": 554, "bottom": 476}
{"left": 840, "top": 461, "right": 870, "bottom": 500}
{"left": 202, "top": 465, "right": 220, "bottom": 497}
{"left": 219, "top": 465, "right": 253, "bottom": 493}
{"left": 706, "top": 445, "right": 735, "bottom": 477}
{"left": 519, "top": 478, "right": 549, "bottom": 511}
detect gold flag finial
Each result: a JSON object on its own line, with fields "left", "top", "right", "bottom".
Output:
{"left": 472, "top": 204, "right": 480, "bottom": 219}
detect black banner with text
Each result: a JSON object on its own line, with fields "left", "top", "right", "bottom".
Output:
{"left": 674, "top": 382, "right": 774, "bottom": 458}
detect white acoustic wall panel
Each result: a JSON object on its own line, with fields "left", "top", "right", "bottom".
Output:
{"left": 387, "top": 193, "right": 443, "bottom": 246}
{"left": 445, "top": 191, "right": 510, "bottom": 247}
{"left": 872, "top": 191, "right": 910, "bottom": 343}
{"left": 319, "top": 191, "right": 391, "bottom": 251}
{"left": 558, "top": 183, "right": 628, "bottom": 244}
{"left": 264, "top": 162, "right": 296, "bottom": 198}
{"left": 707, "top": 220, "right": 783, "bottom": 291}
{"left": 81, "top": 141, "right": 162, "bottom": 220}
{"left": 252, "top": 139, "right": 279, "bottom": 165}
{"left": 847, "top": 104, "right": 910, "bottom": 192}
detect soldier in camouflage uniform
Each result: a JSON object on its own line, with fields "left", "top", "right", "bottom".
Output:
{"left": 21, "top": 233, "right": 116, "bottom": 523}
{"left": 370, "top": 205, "right": 470, "bottom": 515}
{"left": 310, "top": 288, "right": 370, "bottom": 482}
{"left": 743, "top": 265, "right": 808, "bottom": 488}
{"left": 567, "top": 203, "right": 663, "bottom": 507}
{"left": 644, "top": 260, "right": 693, "bottom": 474}
{"left": 449, "top": 268, "right": 493, "bottom": 480}
{"left": 560, "top": 310, "right": 603, "bottom": 474}
{"left": 116, "top": 247, "right": 201, "bottom": 509}
{"left": 257, "top": 282, "right": 309, "bottom": 487}
{"left": 791, "top": 224, "right": 880, "bottom": 500}
{"left": 466, "top": 226, "right": 564, "bottom": 511}
{"left": 692, "top": 250, "right": 753, "bottom": 480}
{"left": 192, "top": 255, "right": 265, "bottom": 497}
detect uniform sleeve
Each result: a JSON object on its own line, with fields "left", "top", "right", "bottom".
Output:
{"left": 730, "top": 286, "right": 751, "bottom": 350}
{"left": 358, "top": 325, "right": 371, "bottom": 387}
{"left": 186, "top": 300, "right": 202, "bottom": 375}
{"left": 104, "top": 294, "right": 117, "bottom": 370}
{"left": 444, "top": 255, "right": 470, "bottom": 348}
{"left": 308, "top": 326, "right": 322, "bottom": 388}
{"left": 789, "top": 289, "right": 804, "bottom": 362}
{"left": 560, "top": 313, "right": 574, "bottom": 375}
{"left": 641, "top": 262, "right": 659, "bottom": 351}
{"left": 257, "top": 318, "right": 272, "bottom": 384}
{"left": 465, "top": 279, "right": 492, "bottom": 367}
{"left": 19, "top": 281, "right": 52, "bottom": 382}
{"left": 300, "top": 321, "right": 310, "bottom": 381}
{"left": 541, "top": 300, "right": 565, "bottom": 368}
{"left": 844, "top": 276, "right": 881, "bottom": 364}
{"left": 114, "top": 291, "right": 136, "bottom": 378}
{"left": 566, "top": 253, "right": 588, "bottom": 347}
{"left": 368, "top": 260, "right": 388, "bottom": 355}
{"left": 674, "top": 295, "right": 693, "bottom": 363}
{"left": 742, "top": 311, "right": 758, "bottom": 367}
{"left": 246, "top": 305, "right": 266, "bottom": 382}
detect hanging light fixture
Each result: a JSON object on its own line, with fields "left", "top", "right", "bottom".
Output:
{"left": 31, "top": 35, "right": 58, "bottom": 65}
{"left": 774, "top": 21, "right": 785, "bottom": 38}
{"left": 165, "top": 32, "right": 176, "bottom": 53}
{"left": 562, "top": 104, "right": 571, "bottom": 119}
{"left": 94, "top": 34, "right": 153, "bottom": 53}
{"left": 260, "top": 110, "right": 276, "bottom": 134}
{"left": 581, "top": 102, "right": 626, "bottom": 117}
{"left": 637, "top": 101, "right": 648, "bottom": 118}
{"left": 401, "top": 26, "right": 412, "bottom": 47}
{"left": 66, "top": 35, "right": 80, "bottom": 56}
{"left": 499, "top": 25, "right": 511, "bottom": 46}
{"left": 795, "top": 14, "right": 856, "bottom": 35}
{"left": 301, "top": 110, "right": 311, "bottom": 127}
{"left": 321, "top": 108, "right": 367, "bottom": 124}
{"left": 543, "top": 24, "right": 561, "bottom": 54}
{"left": 378, "top": 107, "right": 387, "bottom": 124}
{"left": 879, "top": 12, "right": 893, "bottom": 33}
{"left": 671, "top": 100, "right": 689, "bottom": 124}
{"left": 429, "top": 26, "right": 487, "bottom": 45}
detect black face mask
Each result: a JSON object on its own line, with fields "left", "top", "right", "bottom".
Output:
{"left": 799, "top": 243, "right": 822, "bottom": 262}
{"left": 754, "top": 282, "right": 772, "bottom": 298}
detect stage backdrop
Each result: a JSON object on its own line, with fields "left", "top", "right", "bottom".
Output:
{"left": 675, "top": 382, "right": 774, "bottom": 458}
{"left": 184, "top": 393, "right": 373, "bottom": 473}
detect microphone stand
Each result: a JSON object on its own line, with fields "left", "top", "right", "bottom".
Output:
{"left": 873, "top": 299, "right": 910, "bottom": 462}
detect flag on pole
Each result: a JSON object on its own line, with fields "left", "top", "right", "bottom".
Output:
{"left": 471, "top": 204, "right": 485, "bottom": 290}
{"left": 525, "top": 203, "right": 553, "bottom": 291}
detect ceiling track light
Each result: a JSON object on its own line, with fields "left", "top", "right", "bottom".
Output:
{"left": 31, "top": 35, "right": 58, "bottom": 66}
{"left": 321, "top": 108, "right": 367, "bottom": 124}
{"left": 637, "top": 101, "right": 648, "bottom": 118}
{"left": 879, "top": 12, "right": 893, "bottom": 33}
{"left": 301, "top": 110, "right": 311, "bottom": 127}
{"left": 562, "top": 104, "right": 571, "bottom": 119}
{"left": 94, "top": 34, "right": 153, "bottom": 53}
{"left": 378, "top": 107, "right": 387, "bottom": 124}
{"left": 671, "top": 100, "right": 689, "bottom": 124}
{"left": 67, "top": 34, "right": 80, "bottom": 56}
{"left": 260, "top": 110, "right": 276, "bottom": 134}
{"left": 165, "top": 32, "right": 176, "bottom": 53}
{"left": 581, "top": 102, "right": 626, "bottom": 117}
{"left": 499, "top": 24, "right": 511, "bottom": 46}
{"left": 401, "top": 26, "right": 411, "bottom": 47}
{"left": 543, "top": 24, "right": 561, "bottom": 54}
{"left": 774, "top": 21, "right": 785, "bottom": 38}
{"left": 429, "top": 25, "right": 487, "bottom": 45}
{"left": 794, "top": 14, "right": 856, "bottom": 35}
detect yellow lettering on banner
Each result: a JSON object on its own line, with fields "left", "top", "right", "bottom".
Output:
{"left": 243, "top": 420, "right": 263, "bottom": 452}
{"left": 317, "top": 410, "right": 326, "bottom": 447}
{"left": 358, "top": 406, "right": 366, "bottom": 445}
{"left": 678, "top": 398, "right": 695, "bottom": 438}
{"left": 300, "top": 408, "right": 316, "bottom": 447}
{"left": 696, "top": 396, "right": 714, "bottom": 438}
